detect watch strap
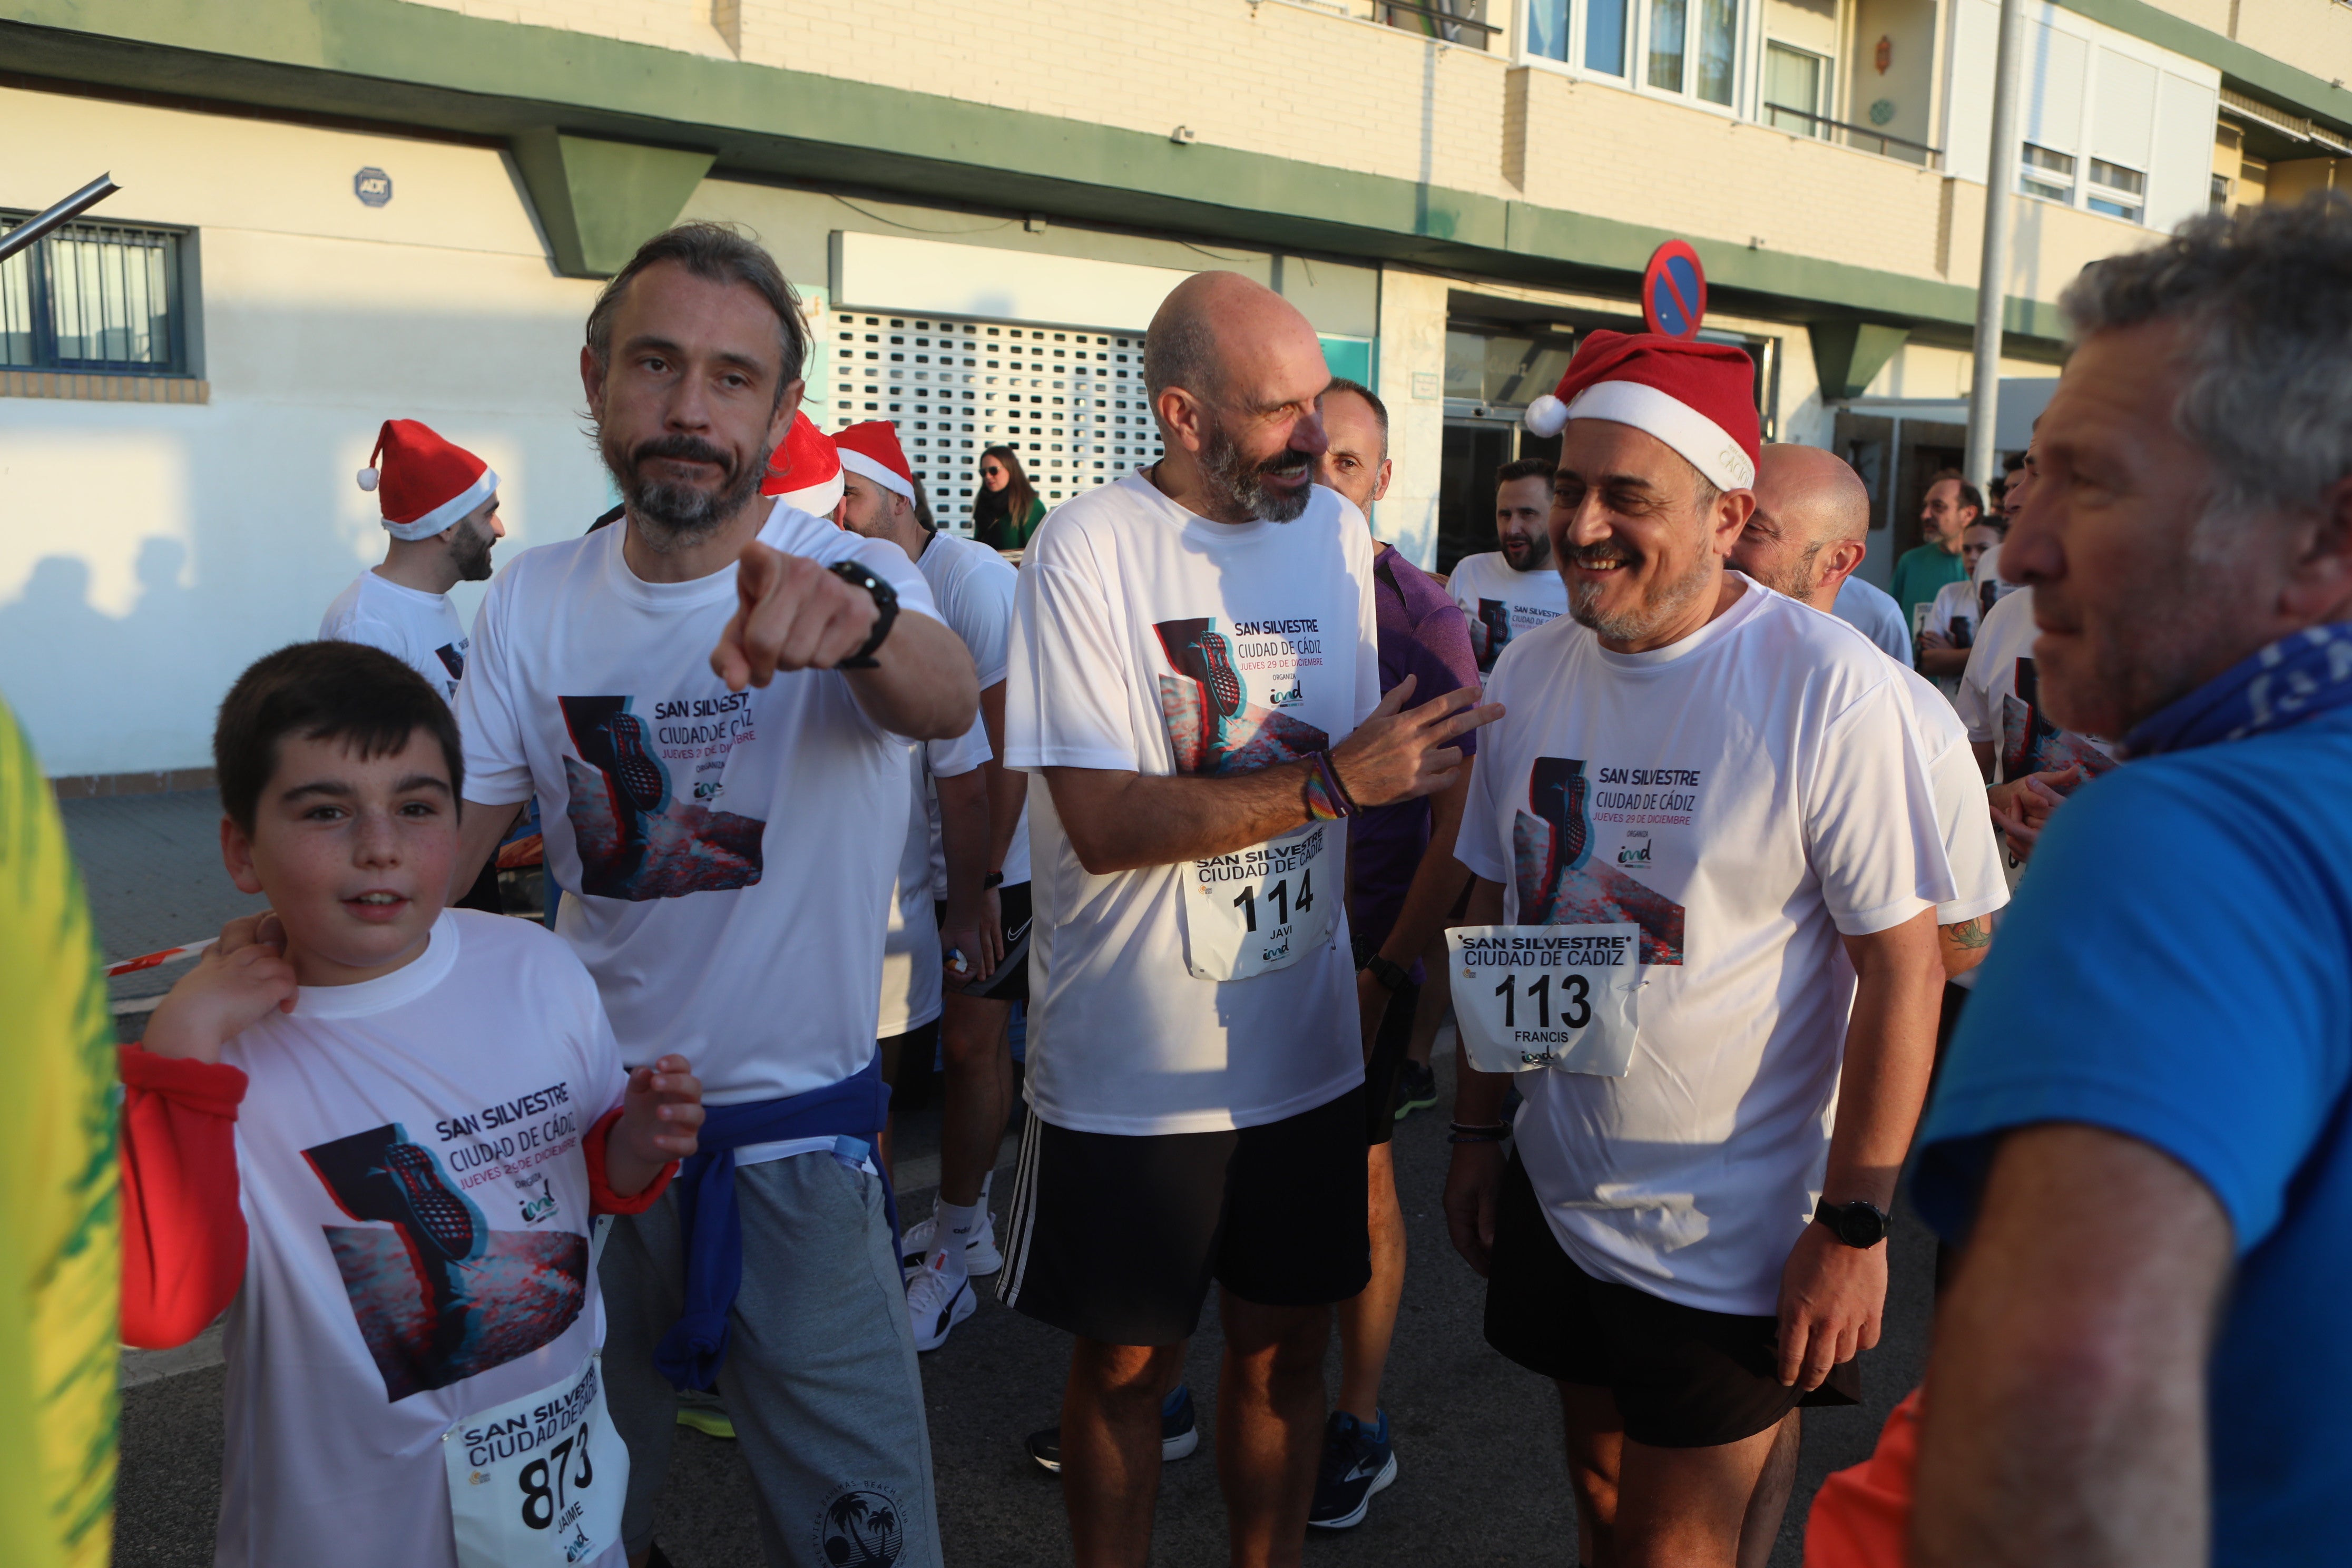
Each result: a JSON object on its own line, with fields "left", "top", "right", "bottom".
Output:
{"left": 826, "top": 560, "right": 899, "bottom": 670}
{"left": 1361, "top": 953, "right": 1412, "bottom": 993}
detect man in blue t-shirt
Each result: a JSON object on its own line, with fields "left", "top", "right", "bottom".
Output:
{"left": 1906, "top": 197, "right": 2352, "bottom": 1567}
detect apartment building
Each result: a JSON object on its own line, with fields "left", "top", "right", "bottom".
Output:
{"left": 3, "top": 0, "right": 2347, "bottom": 780}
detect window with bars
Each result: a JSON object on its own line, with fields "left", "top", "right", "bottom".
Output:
{"left": 0, "top": 213, "right": 190, "bottom": 376}
{"left": 829, "top": 312, "right": 1166, "bottom": 535}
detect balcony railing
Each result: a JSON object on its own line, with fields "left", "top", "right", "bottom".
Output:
{"left": 1379, "top": 0, "right": 1501, "bottom": 47}
{"left": 1762, "top": 103, "right": 1941, "bottom": 169}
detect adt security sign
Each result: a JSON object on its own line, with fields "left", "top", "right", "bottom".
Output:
{"left": 354, "top": 168, "right": 393, "bottom": 208}
{"left": 1642, "top": 241, "right": 1706, "bottom": 339}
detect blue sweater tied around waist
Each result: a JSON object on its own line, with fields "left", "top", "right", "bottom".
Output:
{"left": 652, "top": 1055, "right": 895, "bottom": 1390}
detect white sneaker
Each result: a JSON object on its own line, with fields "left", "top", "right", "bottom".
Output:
{"left": 906, "top": 1255, "right": 976, "bottom": 1353}
{"left": 899, "top": 1210, "right": 1004, "bottom": 1276}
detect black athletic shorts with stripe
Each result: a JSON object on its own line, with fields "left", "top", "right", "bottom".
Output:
{"left": 997, "top": 1089, "right": 1370, "bottom": 1346}
{"left": 935, "top": 881, "right": 1031, "bottom": 1003}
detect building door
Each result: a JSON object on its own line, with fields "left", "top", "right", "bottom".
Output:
{"left": 1438, "top": 420, "right": 1519, "bottom": 573}
{"left": 826, "top": 310, "right": 1164, "bottom": 534}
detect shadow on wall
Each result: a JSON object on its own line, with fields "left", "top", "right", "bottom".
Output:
{"left": 0, "top": 538, "right": 205, "bottom": 773}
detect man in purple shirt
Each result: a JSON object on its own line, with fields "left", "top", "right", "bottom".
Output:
{"left": 1310, "top": 377, "right": 1483, "bottom": 1528}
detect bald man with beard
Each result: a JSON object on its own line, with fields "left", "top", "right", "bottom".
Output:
{"left": 1000, "top": 272, "right": 1500, "bottom": 1566}
{"left": 1732, "top": 445, "right": 2011, "bottom": 987}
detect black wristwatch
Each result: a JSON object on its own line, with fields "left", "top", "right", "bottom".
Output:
{"left": 1812, "top": 1197, "right": 1892, "bottom": 1249}
{"left": 825, "top": 560, "right": 899, "bottom": 669}
{"left": 1360, "top": 953, "right": 1412, "bottom": 994}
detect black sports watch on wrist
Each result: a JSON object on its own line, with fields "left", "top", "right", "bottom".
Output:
{"left": 1812, "top": 1197, "right": 1892, "bottom": 1249}
{"left": 1360, "top": 953, "right": 1412, "bottom": 994}
{"left": 825, "top": 560, "right": 899, "bottom": 669}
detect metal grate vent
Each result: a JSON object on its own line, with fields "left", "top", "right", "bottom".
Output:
{"left": 829, "top": 312, "right": 1165, "bottom": 533}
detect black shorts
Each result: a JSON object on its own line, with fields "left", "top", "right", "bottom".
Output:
{"left": 935, "top": 881, "right": 1031, "bottom": 1004}
{"left": 997, "top": 1089, "right": 1370, "bottom": 1345}
{"left": 1484, "top": 1153, "right": 1859, "bottom": 1448}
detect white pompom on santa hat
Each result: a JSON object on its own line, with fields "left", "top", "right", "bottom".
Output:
{"left": 357, "top": 419, "right": 498, "bottom": 541}
{"left": 759, "top": 411, "right": 846, "bottom": 517}
{"left": 832, "top": 420, "right": 917, "bottom": 503}
{"left": 1522, "top": 330, "right": 1760, "bottom": 492}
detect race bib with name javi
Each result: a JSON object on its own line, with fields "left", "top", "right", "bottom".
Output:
{"left": 1180, "top": 822, "right": 1339, "bottom": 981}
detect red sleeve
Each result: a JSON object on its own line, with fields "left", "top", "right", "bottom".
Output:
{"left": 582, "top": 1105, "right": 677, "bottom": 1216}
{"left": 119, "top": 1045, "right": 250, "bottom": 1349}
{"left": 1803, "top": 1387, "right": 1923, "bottom": 1568}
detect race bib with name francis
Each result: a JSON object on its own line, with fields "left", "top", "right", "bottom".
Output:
{"left": 1447, "top": 924, "right": 1644, "bottom": 1076}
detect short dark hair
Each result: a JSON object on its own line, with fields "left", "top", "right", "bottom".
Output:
{"left": 909, "top": 469, "right": 935, "bottom": 535}
{"left": 215, "top": 642, "right": 463, "bottom": 835}
{"left": 585, "top": 223, "right": 807, "bottom": 398}
{"left": 1497, "top": 457, "right": 1557, "bottom": 488}
{"left": 1320, "top": 378, "right": 1389, "bottom": 438}
{"left": 1927, "top": 467, "right": 1985, "bottom": 518}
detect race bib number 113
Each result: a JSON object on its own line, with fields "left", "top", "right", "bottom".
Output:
{"left": 1447, "top": 924, "right": 1643, "bottom": 1077}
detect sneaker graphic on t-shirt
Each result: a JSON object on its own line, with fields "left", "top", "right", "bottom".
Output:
{"left": 303, "top": 1122, "right": 589, "bottom": 1400}
{"left": 2002, "top": 658, "right": 2121, "bottom": 786}
{"left": 434, "top": 642, "right": 467, "bottom": 683}
{"left": 1512, "top": 757, "right": 1686, "bottom": 964}
{"left": 1153, "top": 617, "right": 1329, "bottom": 777}
{"left": 1471, "top": 599, "right": 1515, "bottom": 673}
{"left": 557, "top": 695, "right": 768, "bottom": 901}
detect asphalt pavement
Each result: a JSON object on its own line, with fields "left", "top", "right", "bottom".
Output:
{"left": 76, "top": 789, "right": 1932, "bottom": 1568}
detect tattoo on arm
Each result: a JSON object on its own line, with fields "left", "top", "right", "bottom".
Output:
{"left": 1945, "top": 917, "right": 1992, "bottom": 950}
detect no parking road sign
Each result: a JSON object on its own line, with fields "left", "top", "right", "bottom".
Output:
{"left": 1642, "top": 241, "right": 1707, "bottom": 339}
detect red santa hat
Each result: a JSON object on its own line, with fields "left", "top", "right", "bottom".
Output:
{"left": 1522, "top": 330, "right": 1759, "bottom": 492}
{"left": 833, "top": 420, "right": 916, "bottom": 503}
{"left": 356, "top": 419, "right": 498, "bottom": 542}
{"left": 760, "top": 411, "right": 845, "bottom": 516}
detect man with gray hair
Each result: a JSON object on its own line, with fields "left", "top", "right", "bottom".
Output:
{"left": 1905, "top": 195, "right": 2352, "bottom": 1567}
{"left": 1001, "top": 271, "right": 1497, "bottom": 1565}
{"left": 448, "top": 223, "right": 978, "bottom": 1568}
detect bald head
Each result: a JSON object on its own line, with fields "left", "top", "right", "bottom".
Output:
{"left": 1142, "top": 271, "right": 1331, "bottom": 524}
{"left": 1729, "top": 443, "right": 1874, "bottom": 609}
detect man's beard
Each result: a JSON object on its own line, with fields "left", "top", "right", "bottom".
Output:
{"left": 1566, "top": 536, "right": 1717, "bottom": 643}
{"left": 1200, "top": 419, "right": 1312, "bottom": 523}
{"left": 450, "top": 521, "right": 495, "bottom": 583}
{"left": 1743, "top": 540, "right": 1823, "bottom": 603}
{"left": 1502, "top": 533, "right": 1554, "bottom": 572}
{"left": 602, "top": 430, "right": 765, "bottom": 553}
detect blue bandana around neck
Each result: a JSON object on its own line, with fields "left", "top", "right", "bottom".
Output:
{"left": 2124, "top": 622, "right": 2352, "bottom": 758}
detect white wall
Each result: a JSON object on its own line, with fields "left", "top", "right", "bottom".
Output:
{"left": 0, "top": 86, "right": 612, "bottom": 777}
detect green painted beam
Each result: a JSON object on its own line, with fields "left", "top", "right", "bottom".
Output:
{"left": 1807, "top": 320, "right": 1912, "bottom": 400}
{"left": 510, "top": 130, "right": 714, "bottom": 278}
{"left": 0, "top": 0, "right": 2065, "bottom": 349}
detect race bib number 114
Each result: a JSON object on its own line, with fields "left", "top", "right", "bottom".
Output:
{"left": 1180, "top": 822, "right": 1338, "bottom": 982}
{"left": 1447, "top": 924, "right": 1643, "bottom": 1077}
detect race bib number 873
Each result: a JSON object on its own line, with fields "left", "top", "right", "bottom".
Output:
{"left": 1447, "top": 924, "right": 1643, "bottom": 1076}
{"left": 444, "top": 1353, "right": 627, "bottom": 1568}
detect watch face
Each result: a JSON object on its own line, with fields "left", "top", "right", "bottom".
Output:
{"left": 1836, "top": 1205, "right": 1886, "bottom": 1247}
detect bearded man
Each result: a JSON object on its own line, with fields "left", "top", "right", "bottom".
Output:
{"left": 999, "top": 270, "right": 1498, "bottom": 1567}
{"left": 445, "top": 223, "right": 977, "bottom": 1568}
{"left": 1439, "top": 331, "right": 1953, "bottom": 1568}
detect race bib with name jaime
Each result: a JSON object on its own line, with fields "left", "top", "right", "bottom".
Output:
{"left": 1447, "top": 924, "right": 1643, "bottom": 1076}
{"left": 444, "top": 1353, "right": 627, "bottom": 1568}
{"left": 1180, "top": 822, "right": 1339, "bottom": 981}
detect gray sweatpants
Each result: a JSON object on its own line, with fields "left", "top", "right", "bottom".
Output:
{"left": 600, "top": 1152, "right": 941, "bottom": 1566}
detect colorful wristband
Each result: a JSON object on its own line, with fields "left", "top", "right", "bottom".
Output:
{"left": 1303, "top": 749, "right": 1358, "bottom": 822}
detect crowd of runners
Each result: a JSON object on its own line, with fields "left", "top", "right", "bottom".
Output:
{"left": 56, "top": 190, "right": 2351, "bottom": 1568}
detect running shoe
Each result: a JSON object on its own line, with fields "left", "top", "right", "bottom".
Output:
{"left": 1307, "top": 1408, "right": 1397, "bottom": 1529}
{"left": 898, "top": 1210, "right": 1004, "bottom": 1276}
{"left": 381, "top": 1142, "right": 476, "bottom": 1261}
{"left": 1393, "top": 1060, "right": 1438, "bottom": 1121}
{"left": 674, "top": 1388, "right": 735, "bottom": 1440}
{"left": 906, "top": 1256, "right": 976, "bottom": 1352}
{"left": 1025, "top": 1383, "right": 1200, "bottom": 1473}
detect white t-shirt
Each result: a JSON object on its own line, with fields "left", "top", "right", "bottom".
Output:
{"left": 914, "top": 530, "right": 1030, "bottom": 895}
{"left": 215, "top": 911, "right": 627, "bottom": 1568}
{"left": 1457, "top": 579, "right": 1955, "bottom": 1314}
{"left": 1954, "top": 587, "right": 2120, "bottom": 784}
{"left": 1005, "top": 472, "right": 1380, "bottom": 1135}
{"left": 1448, "top": 550, "right": 1569, "bottom": 674}
{"left": 457, "top": 502, "right": 945, "bottom": 1105}
{"left": 1832, "top": 575, "right": 1912, "bottom": 666}
{"left": 880, "top": 724, "right": 991, "bottom": 1037}
{"left": 321, "top": 570, "right": 471, "bottom": 701}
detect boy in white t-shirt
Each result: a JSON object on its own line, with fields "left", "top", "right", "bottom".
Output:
{"left": 1448, "top": 456, "right": 1570, "bottom": 672}
{"left": 119, "top": 640, "right": 703, "bottom": 1568}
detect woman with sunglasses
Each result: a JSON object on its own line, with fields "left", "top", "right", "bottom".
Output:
{"left": 971, "top": 445, "right": 1047, "bottom": 552}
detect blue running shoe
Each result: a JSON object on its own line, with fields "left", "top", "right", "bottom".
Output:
{"left": 1308, "top": 1408, "right": 1397, "bottom": 1529}
{"left": 1026, "top": 1382, "right": 1200, "bottom": 1473}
